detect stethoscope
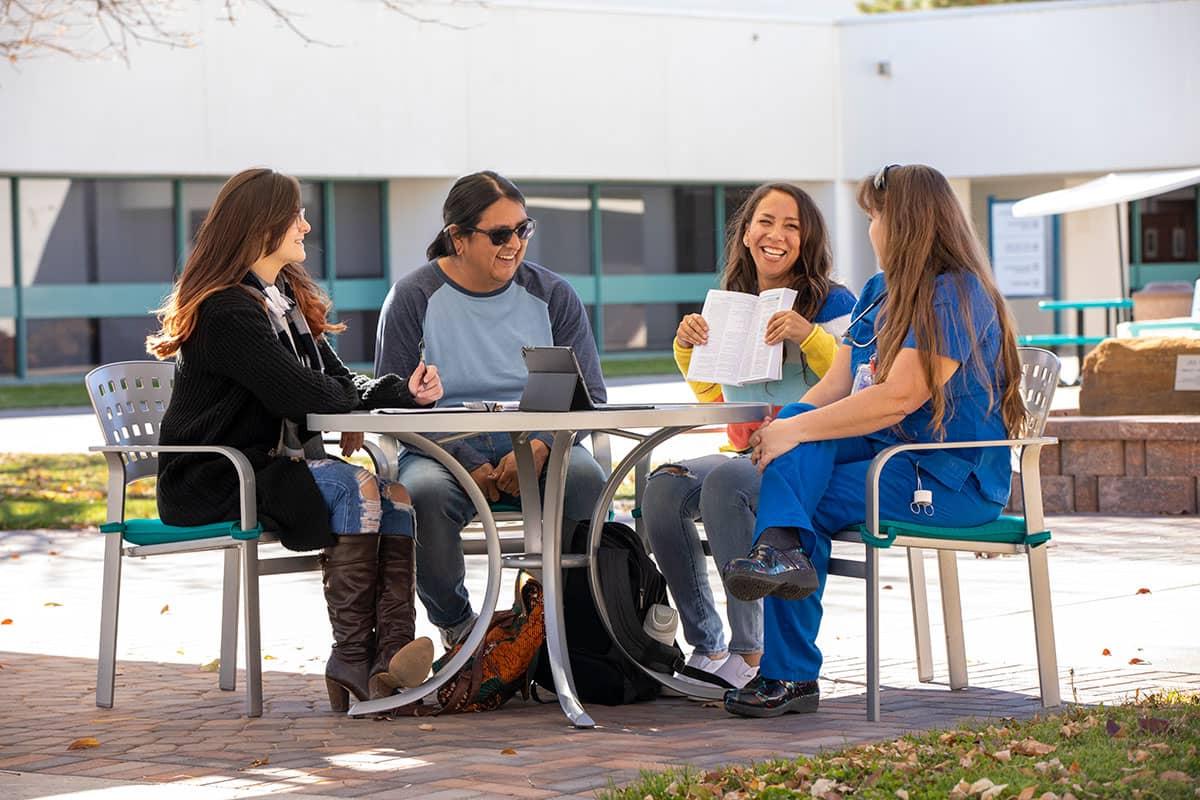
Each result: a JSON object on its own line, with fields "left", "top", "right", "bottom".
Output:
{"left": 845, "top": 291, "right": 888, "bottom": 349}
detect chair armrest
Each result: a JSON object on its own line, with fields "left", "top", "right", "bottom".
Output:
{"left": 89, "top": 444, "right": 257, "bottom": 531}
{"left": 862, "top": 437, "right": 1057, "bottom": 542}
{"left": 320, "top": 435, "right": 397, "bottom": 481}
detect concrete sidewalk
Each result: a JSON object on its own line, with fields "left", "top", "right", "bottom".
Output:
{"left": 1, "top": 513, "right": 1197, "bottom": 798}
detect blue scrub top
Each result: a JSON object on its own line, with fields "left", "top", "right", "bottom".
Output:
{"left": 843, "top": 271, "right": 1011, "bottom": 505}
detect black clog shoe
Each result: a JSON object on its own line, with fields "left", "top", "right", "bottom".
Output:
{"left": 721, "top": 543, "right": 819, "bottom": 602}
{"left": 723, "top": 675, "right": 820, "bottom": 718}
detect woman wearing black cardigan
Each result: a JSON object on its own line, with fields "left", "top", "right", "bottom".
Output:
{"left": 147, "top": 168, "right": 441, "bottom": 711}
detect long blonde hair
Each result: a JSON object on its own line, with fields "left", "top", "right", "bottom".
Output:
{"left": 856, "top": 165, "right": 1025, "bottom": 437}
{"left": 147, "top": 168, "right": 342, "bottom": 359}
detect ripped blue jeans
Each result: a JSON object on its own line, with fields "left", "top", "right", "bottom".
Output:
{"left": 640, "top": 454, "right": 762, "bottom": 657}
{"left": 307, "top": 459, "right": 414, "bottom": 537}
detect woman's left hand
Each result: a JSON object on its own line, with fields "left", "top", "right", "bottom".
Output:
{"left": 339, "top": 431, "right": 364, "bottom": 456}
{"left": 764, "top": 310, "right": 814, "bottom": 346}
{"left": 749, "top": 417, "right": 803, "bottom": 472}
{"left": 409, "top": 362, "right": 443, "bottom": 405}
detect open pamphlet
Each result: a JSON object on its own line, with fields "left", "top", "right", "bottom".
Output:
{"left": 685, "top": 287, "right": 798, "bottom": 386}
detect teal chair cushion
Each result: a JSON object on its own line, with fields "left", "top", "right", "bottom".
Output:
{"left": 101, "top": 519, "right": 262, "bottom": 545}
{"left": 858, "top": 514, "right": 1050, "bottom": 549}
{"left": 489, "top": 501, "right": 522, "bottom": 514}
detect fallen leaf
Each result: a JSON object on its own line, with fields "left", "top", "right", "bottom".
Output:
{"left": 1, "top": 619, "right": 12, "bottom": 625}
{"left": 949, "top": 779, "right": 972, "bottom": 800}
{"left": 199, "top": 658, "right": 220, "bottom": 673}
{"left": 1129, "top": 657, "right": 1146, "bottom": 665}
{"left": 1147, "top": 743, "right": 1171, "bottom": 753}
{"left": 1068, "top": 761, "right": 1081, "bottom": 774}
{"left": 1017, "top": 788, "right": 1036, "bottom": 800}
{"left": 1135, "top": 587, "right": 1151, "bottom": 595}
{"left": 883, "top": 584, "right": 893, "bottom": 590}
{"left": 1106, "top": 718, "right": 1124, "bottom": 737}
{"left": 1037, "top": 794, "right": 1059, "bottom": 800}
{"left": 1130, "top": 750, "right": 1151, "bottom": 763}
{"left": 48, "top": 550, "right": 60, "bottom": 556}
{"left": 992, "top": 749, "right": 1012, "bottom": 762}
{"left": 1160, "top": 771, "right": 1192, "bottom": 783}
{"left": 417, "top": 723, "right": 434, "bottom": 731}
{"left": 67, "top": 737, "right": 100, "bottom": 750}
{"left": 248, "top": 757, "right": 269, "bottom": 767}
{"left": 1061, "top": 722, "right": 1081, "bottom": 738}
{"left": 43, "top": 602, "right": 63, "bottom": 607}
{"left": 500, "top": 748, "right": 517, "bottom": 755}
{"left": 895, "top": 791, "right": 908, "bottom": 800}
{"left": 176, "top": 649, "right": 185, "bottom": 655}
{"left": 981, "top": 785, "right": 1008, "bottom": 800}
{"left": 1102, "top": 648, "right": 1112, "bottom": 656}
{"left": 1014, "top": 739, "right": 1057, "bottom": 756}
{"left": 810, "top": 778, "right": 837, "bottom": 797}
{"left": 970, "top": 778, "right": 996, "bottom": 794}
{"left": 1138, "top": 717, "right": 1170, "bottom": 734}
{"left": 9, "top": 553, "right": 19, "bottom": 559}
{"left": 263, "top": 655, "right": 276, "bottom": 661}
{"left": 160, "top": 604, "right": 170, "bottom": 615}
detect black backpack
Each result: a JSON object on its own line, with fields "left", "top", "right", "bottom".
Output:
{"left": 533, "top": 520, "right": 684, "bottom": 705}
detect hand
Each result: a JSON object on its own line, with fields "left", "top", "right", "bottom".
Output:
{"left": 408, "top": 361, "right": 443, "bottom": 405}
{"left": 493, "top": 441, "right": 550, "bottom": 497}
{"left": 675, "top": 313, "right": 709, "bottom": 349}
{"left": 470, "top": 462, "right": 500, "bottom": 503}
{"left": 339, "top": 431, "right": 364, "bottom": 457}
{"left": 765, "top": 310, "right": 814, "bottom": 346}
{"left": 749, "top": 417, "right": 803, "bottom": 472}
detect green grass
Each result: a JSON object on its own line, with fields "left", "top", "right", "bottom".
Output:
{"left": 602, "top": 356, "right": 678, "bottom": 378}
{"left": 0, "top": 382, "right": 90, "bottom": 410}
{"left": 0, "top": 453, "right": 157, "bottom": 530}
{"left": 604, "top": 691, "right": 1200, "bottom": 799}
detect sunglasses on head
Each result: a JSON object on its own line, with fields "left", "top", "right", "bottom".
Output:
{"left": 459, "top": 218, "right": 537, "bottom": 246}
{"left": 873, "top": 164, "right": 901, "bottom": 191}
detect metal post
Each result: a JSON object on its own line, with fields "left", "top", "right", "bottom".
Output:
{"left": 589, "top": 184, "right": 603, "bottom": 355}
{"left": 10, "top": 178, "right": 25, "bottom": 378}
{"left": 323, "top": 181, "right": 337, "bottom": 319}
{"left": 172, "top": 179, "right": 186, "bottom": 273}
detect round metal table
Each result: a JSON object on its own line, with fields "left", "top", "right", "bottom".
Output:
{"left": 308, "top": 401, "right": 769, "bottom": 726}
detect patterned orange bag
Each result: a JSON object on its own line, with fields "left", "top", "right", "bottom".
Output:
{"left": 432, "top": 575, "right": 545, "bottom": 713}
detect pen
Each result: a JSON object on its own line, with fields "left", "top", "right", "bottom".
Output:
{"left": 417, "top": 337, "right": 426, "bottom": 364}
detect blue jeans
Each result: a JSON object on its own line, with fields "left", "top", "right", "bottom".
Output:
{"left": 641, "top": 454, "right": 762, "bottom": 657}
{"left": 754, "top": 402, "right": 1005, "bottom": 682}
{"left": 307, "top": 459, "right": 414, "bottom": 536}
{"left": 397, "top": 433, "right": 608, "bottom": 630}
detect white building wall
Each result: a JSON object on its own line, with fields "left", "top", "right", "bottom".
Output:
{"left": 837, "top": 0, "right": 1200, "bottom": 178}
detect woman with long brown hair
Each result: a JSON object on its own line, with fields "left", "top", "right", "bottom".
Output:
{"left": 720, "top": 165, "right": 1025, "bottom": 717}
{"left": 148, "top": 168, "right": 442, "bottom": 711}
{"left": 643, "top": 183, "right": 855, "bottom": 691}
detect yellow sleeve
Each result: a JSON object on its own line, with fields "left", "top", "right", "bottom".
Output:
{"left": 673, "top": 337, "right": 723, "bottom": 403}
{"left": 798, "top": 324, "right": 839, "bottom": 378}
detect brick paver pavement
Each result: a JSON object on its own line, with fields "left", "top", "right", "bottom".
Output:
{"left": 1, "top": 649, "right": 1197, "bottom": 798}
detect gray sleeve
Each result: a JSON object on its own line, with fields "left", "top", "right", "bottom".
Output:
{"left": 375, "top": 275, "right": 490, "bottom": 470}
{"left": 548, "top": 279, "right": 607, "bottom": 404}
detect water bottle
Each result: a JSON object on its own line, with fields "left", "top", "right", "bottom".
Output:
{"left": 643, "top": 603, "right": 678, "bottom": 647}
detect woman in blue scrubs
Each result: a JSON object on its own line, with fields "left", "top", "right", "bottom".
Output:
{"left": 719, "top": 164, "right": 1029, "bottom": 717}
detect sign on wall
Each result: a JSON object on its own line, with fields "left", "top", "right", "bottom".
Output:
{"left": 989, "top": 200, "right": 1053, "bottom": 297}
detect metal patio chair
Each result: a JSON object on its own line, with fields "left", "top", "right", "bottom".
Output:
{"left": 831, "top": 346, "right": 1062, "bottom": 720}
{"left": 86, "top": 360, "right": 390, "bottom": 717}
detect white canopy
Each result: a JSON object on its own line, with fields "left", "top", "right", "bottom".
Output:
{"left": 1012, "top": 166, "right": 1200, "bottom": 218}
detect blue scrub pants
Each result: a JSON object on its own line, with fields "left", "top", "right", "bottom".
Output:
{"left": 754, "top": 403, "right": 1005, "bottom": 682}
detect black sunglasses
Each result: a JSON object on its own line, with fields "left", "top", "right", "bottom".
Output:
{"left": 460, "top": 218, "right": 537, "bottom": 246}
{"left": 873, "top": 164, "right": 901, "bottom": 191}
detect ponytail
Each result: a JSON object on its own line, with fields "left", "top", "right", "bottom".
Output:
{"left": 428, "top": 171, "right": 525, "bottom": 262}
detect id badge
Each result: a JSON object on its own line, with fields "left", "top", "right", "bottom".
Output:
{"left": 851, "top": 356, "right": 876, "bottom": 395}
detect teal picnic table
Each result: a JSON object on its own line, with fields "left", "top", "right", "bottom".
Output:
{"left": 1017, "top": 298, "right": 1133, "bottom": 383}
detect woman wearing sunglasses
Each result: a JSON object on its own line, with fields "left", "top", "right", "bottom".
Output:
{"left": 642, "top": 183, "right": 856, "bottom": 692}
{"left": 720, "top": 164, "right": 1026, "bottom": 717}
{"left": 375, "top": 171, "right": 607, "bottom": 651}
{"left": 149, "top": 168, "right": 442, "bottom": 712}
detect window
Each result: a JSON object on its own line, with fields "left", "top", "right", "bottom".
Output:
{"left": 521, "top": 183, "right": 591, "bottom": 275}
{"left": 334, "top": 183, "right": 384, "bottom": 279}
{"left": 332, "top": 310, "right": 379, "bottom": 366}
{"left": 599, "top": 185, "right": 717, "bottom": 275}
{"left": 603, "top": 301, "right": 701, "bottom": 353}
{"left": 181, "top": 180, "right": 223, "bottom": 258}
{"left": 1139, "top": 188, "right": 1197, "bottom": 264}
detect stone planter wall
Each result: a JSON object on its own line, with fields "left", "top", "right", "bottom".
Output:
{"left": 1008, "top": 415, "right": 1200, "bottom": 515}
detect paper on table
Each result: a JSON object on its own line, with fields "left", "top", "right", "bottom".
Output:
{"left": 686, "top": 287, "right": 798, "bottom": 386}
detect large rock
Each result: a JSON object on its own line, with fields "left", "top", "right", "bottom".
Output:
{"left": 1080, "top": 338, "right": 1200, "bottom": 415}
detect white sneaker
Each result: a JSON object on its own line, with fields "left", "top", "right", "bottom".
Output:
{"left": 439, "top": 612, "right": 478, "bottom": 651}
{"left": 665, "top": 651, "right": 730, "bottom": 697}
{"left": 712, "top": 652, "right": 759, "bottom": 689}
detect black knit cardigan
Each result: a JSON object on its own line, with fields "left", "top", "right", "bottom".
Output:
{"left": 156, "top": 286, "right": 420, "bottom": 551}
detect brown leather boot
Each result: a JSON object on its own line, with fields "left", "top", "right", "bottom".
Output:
{"left": 369, "top": 535, "right": 433, "bottom": 699}
{"left": 320, "top": 534, "right": 379, "bottom": 712}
